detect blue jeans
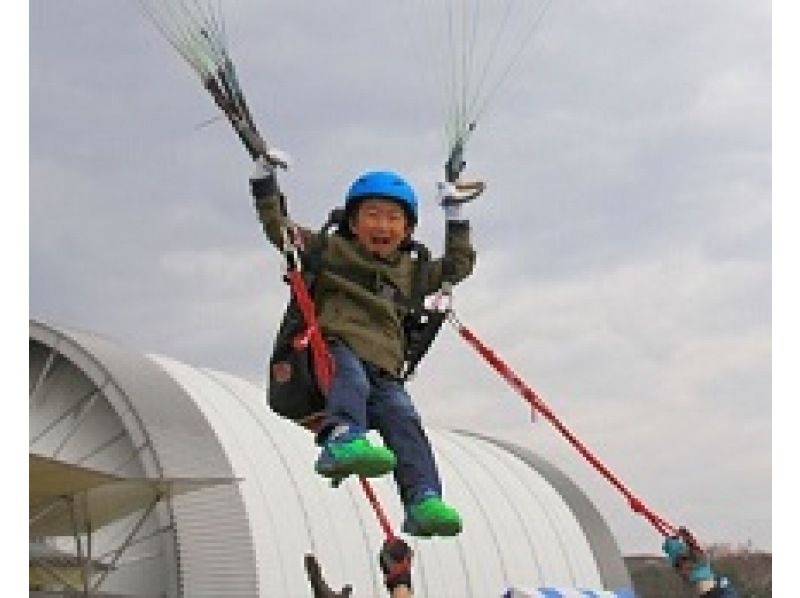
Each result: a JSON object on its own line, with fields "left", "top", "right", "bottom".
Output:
{"left": 318, "top": 341, "right": 442, "bottom": 507}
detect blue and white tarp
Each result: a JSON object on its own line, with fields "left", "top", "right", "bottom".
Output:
{"left": 503, "top": 589, "right": 636, "bottom": 598}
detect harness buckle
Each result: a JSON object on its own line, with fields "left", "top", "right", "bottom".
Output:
{"left": 432, "top": 284, "right": 454, "bottom": 313}
{"left": 281, "top": 225, "right": 303, "bottom": 272}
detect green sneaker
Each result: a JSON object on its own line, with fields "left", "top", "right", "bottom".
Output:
{"left": 315, "top": 434, "right": 396, "bottom": 483}
{"left": 402, "top": 494, "right": 462, "bottom": 538}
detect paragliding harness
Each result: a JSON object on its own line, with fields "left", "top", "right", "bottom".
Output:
{"left": 268, "top": 206, "right": 449, "bottom": 428}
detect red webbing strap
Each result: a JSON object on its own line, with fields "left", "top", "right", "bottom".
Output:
{"left": 285, "top": 269, "right": 396, "bottom": 541}
{"left": 449, "top": 314, "right": 677, "bottom": 539}
{"left": 286, "top": 270, "right": 333, "bottom": 391}
{"left": 358, "top": 476, "right": 396, "bottom": 541}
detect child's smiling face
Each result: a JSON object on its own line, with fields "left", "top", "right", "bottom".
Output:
{"left": 350, "top": 198, "right": 411, "bottom": 258}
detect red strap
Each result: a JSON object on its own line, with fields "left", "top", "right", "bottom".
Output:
{"left": 286, "top": 270, "right": 333, "bottom": 391}
{"left": 359, "top": 476, "right": 396, "bottom": 541}
{"left": 451, "top": 316, "right": 678, "bottom": 539}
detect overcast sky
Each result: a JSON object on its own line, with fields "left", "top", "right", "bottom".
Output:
{"left": 27, "top": 1, "right": 771, "bottom": 557}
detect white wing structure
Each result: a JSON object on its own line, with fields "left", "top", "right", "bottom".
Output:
{"left": 30, "top": 319, "right": 632, "bottom": 597}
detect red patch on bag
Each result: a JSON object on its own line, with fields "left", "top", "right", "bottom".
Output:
{"left": 272, "top": 361, "right": 292, "bottom": 384}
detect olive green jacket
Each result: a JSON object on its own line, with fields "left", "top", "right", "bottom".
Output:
{"left": 255, "top": 192, "right": 476, "bottom": 375}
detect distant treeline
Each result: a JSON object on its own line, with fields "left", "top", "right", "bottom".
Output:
{"left": 625, "top": 544, "right": 771, "bottom": 598}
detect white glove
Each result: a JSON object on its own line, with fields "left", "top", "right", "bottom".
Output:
{"left": 437, "top": 179, "right": 486, "bottom": 220}
{"left": 437, "top": 182, "right": 463, "bottom": 220}
{"left": 251, "top": 155, "right": 276, "bottom": 179}
{"left": 264, "top": 147, "right": 292, "bottom": 170}
{"left": 250, "top": 155, "right": 279, "bottom": 199}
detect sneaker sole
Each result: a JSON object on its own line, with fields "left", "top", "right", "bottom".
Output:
{"left": 402, "top": 518, "right": 462, "bottom": 538}
{"left": 316, "top": 454, "right": 395, "bottom": 479}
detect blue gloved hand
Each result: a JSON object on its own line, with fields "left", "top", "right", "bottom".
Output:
{"left": 663, "top": 536, "right": 717, "bottom": 586}
{"left": 662, "top": 536, "right": 689, "bottom": 567}
{"left": 688, "top": 560, "right": 714, "bottom": 583}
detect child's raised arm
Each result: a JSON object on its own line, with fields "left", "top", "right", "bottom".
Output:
{"left": 420, "top": 179, "right": 484, "bottom": 294}
{"left": 249, "top": 157, "right": 320, "bottom": 255}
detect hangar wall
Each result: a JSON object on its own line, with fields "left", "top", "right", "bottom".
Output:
{"left": 30, "top": 319, "right": 632, "bottom": 597}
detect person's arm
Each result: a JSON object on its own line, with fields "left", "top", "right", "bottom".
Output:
{"left": 249, "top": 157, "right": 318, "bottom": 252}
{"left": 422, "top": 179, "right": 482, "bottom": 294}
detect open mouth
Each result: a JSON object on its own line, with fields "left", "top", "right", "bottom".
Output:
{"left": 370, "top": 236, "right": 392, "bottom": 250}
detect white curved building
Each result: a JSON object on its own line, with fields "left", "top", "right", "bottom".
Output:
{"left": 29, "top": 319, "right": 632, "bottom": 597}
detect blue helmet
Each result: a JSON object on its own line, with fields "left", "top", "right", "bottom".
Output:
{"left": 345, "top": 170, "right": 418, "bottom": 226}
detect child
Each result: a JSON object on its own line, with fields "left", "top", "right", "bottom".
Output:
{"left": 250, "top": 160, "right": 478, "bottom": 537}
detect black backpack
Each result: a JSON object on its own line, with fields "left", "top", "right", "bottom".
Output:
{"left": 267, "top": 209, "right": 447, "bottom": 426}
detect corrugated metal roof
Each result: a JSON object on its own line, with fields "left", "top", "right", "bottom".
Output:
{"left": 152, "top": 356, "right": 632, "bottom": 597}
{"left": 30, "top": 319, "right": 631, "bottom": 597}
